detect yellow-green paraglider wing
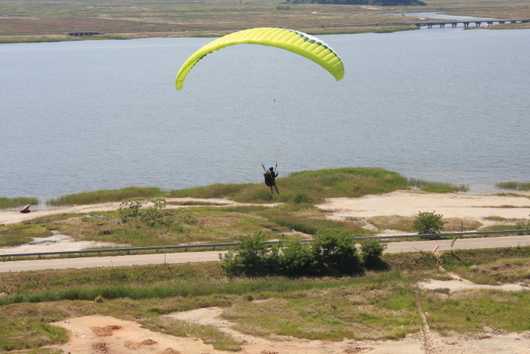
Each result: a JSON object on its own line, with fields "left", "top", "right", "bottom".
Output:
{"left": 175, "top": 27, "right": 345, "bottom": 90}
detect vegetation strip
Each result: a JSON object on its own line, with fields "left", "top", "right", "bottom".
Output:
{"left": 2, "top": 229, "right": 530, "bottom": 260}
{"left": 1, "top": 247, "right": 530, "bottom": 352}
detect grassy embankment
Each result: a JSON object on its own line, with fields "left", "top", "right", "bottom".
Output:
{"left": 0, "top": 247, "right": 530, "bottom": 352}
{"left": 1, "top": 168, "right": 488, "bottom": 251}
{"left": 45, "top": 167, "right": 468, "bottom": 206}
{"left": 0, "top": 0, "right": 529, "bottom": 44}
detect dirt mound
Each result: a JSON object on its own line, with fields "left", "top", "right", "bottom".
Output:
{"left": 91, "top": 325, "right": 122, "bottom": 337}
{"left": 158, "top": 349, "right": 181, "bottom": 354}
{"left": 124, "top": 338, "right": 158, "bottom": 349}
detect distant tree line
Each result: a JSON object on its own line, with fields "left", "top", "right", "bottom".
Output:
{"left": 287, "top": 0, "right": 426, "bottom": 6}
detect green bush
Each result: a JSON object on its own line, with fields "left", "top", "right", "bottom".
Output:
{"left": 120, "top": 197, "right": 147, "bottom": 219}
{"left": 310, "top": 229, "right": 362, "bottom": 275}
{"left": 272, "top": 235, "right": 315, "bottom": 276}
{"left": 412, "top": 211, "right": 445, "bottom": 235}
{"left": 221, "top": 232, "right": 271, "bottom": 276}
{"left": 360, "top": 237, "right": 388, "bottom": 269}
{"left": 174, "top": 209, "right": 197, "bottom": 224}
{"left": 120, "top": 198, "right": 173, "bottom": 227}
{"left": 140, "top": 207, "right": 174, "bottom": 228}
{"left": 221, "top": 230, "right": 363, "bottom": 277}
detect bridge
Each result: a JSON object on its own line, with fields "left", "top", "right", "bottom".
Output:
{"left": 67, "top": 30, "right": 101, "bottom": 37}
{"left": 409, "top": 18, "right": 530, "bottom": 28}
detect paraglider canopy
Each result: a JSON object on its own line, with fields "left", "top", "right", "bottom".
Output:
{"left": 175, "top": 27, "right": 345, "bottom": 90}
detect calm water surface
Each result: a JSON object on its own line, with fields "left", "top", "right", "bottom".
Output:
{"left": 395, "top": 12, "right": 497, "bottom": 21}
{"left": 1, "top": 27, "right": 529, "bottom": 201}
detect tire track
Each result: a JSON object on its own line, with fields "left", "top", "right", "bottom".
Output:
{"left": 415, "top": 291, "right": 436, "bottom": 354}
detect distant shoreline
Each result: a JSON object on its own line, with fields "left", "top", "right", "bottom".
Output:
{"left": 0, "top": 25, "right": 417, "bottom": 44}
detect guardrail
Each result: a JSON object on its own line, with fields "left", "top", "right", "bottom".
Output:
{"left": 1, "top": 229, "right": 529, "bottom": 260}
{"left": 358, "top": 229, "right": 530, "bottom": 240}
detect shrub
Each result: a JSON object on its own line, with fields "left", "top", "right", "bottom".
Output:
{"left": 360, "top": 238, "right": 388, "bottom": 270}
{"left": 174, "top": 209, "right": 197, "bottom": 224}
{"left": 273, "top": 235, "right": 316, "bottom": 276}
{"left": 221, "top": 230, "right": 364, "bottom": 277}
{"left": 120, "top": 197, "right": 148, "bottom": 219}
{"left": 412, "top": 211, "right": 445, "bottom": 235}
{"left": 310, "top": 230, "right": 362, "bottom": 275}
{"left": 140, "top": 207, "right": 174, "bottom": 227}
{"left": 120, "top": 198, "right": 173, "bottom": 227}
{"left": 221, "top": 232, "right": 271, "bottom": 276}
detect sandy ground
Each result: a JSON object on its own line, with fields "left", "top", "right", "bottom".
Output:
{"left": 2, "top": 190, "right": 529, "bottom": 230}
{"left": 47, "top": 304, "right": 530, "bottom": 354}
{"left": 3, "top": 191, "right": 530, "bottom": 353}
{"left": 318, "top": 190, "right": 530, "bottom": 233}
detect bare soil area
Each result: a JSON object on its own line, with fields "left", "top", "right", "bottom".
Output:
{"left": 48, "top": 308, "right": 530, "bottom": 354}
{"left": 318, "top": 190, "right": 530, "bottom": 233}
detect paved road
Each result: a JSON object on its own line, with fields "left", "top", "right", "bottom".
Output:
{"left": 383, "top": 235, "right": 530, "bottom": 253}
{"left": 1, "top": 235, "right": 530, "bottom": 273}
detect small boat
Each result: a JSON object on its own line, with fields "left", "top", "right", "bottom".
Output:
{"left": 20, "top": 204, "right": 31, "bottom": 213}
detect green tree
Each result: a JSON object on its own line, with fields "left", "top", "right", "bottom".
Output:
{"left": 412, "top": 211, "right": 445, "bottom": 235}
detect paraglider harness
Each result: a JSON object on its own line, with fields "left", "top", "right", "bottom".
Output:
{"left": 262, "top": 164, "right": 278, "bottom": 187}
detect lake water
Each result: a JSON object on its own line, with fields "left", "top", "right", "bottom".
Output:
{"left": 1, "top": 25, "right": 529, "bottom": 201}
{"left": 394, "top": 12, "right": 497, "bottom": 21}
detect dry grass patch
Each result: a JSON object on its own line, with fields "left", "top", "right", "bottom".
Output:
{"left": 222, "top": 284, "right": 421, "bottom": 341}
{"left": 15, "top": 208, "right": 285, "bottom": 248}
{"left": 466, "top": 258, "right": 530, "bottom": 285}
{"left": 443, "top": 218, "right": 483, "bottom": 232}
{"left": 439, "top": 246, "right": 530, "bottom": 285}
{"left": 367, "top": 216, "right": 483, "bottom": 233}
{"left": 421, "top": 290, "right": 530, "bottom": 335}
{"left": 367, "top": 215, "right": 414, "bottom": 233}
